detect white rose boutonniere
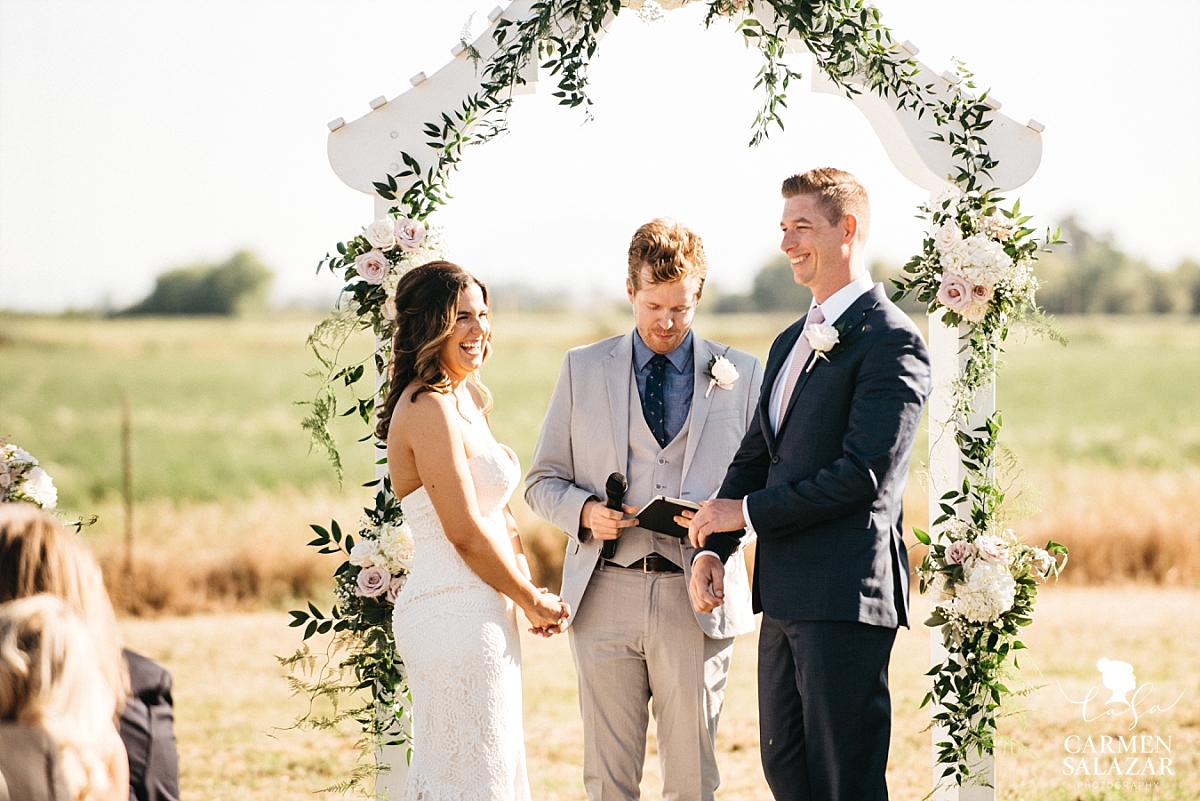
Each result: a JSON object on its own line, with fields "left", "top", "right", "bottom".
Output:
{"left": 802, "top": 323, "right": 840, "bottom": 372}
{"left": 703, "top": 348, "right": 739, "bottom": 398}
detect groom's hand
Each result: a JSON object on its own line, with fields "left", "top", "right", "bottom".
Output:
{"left": 682, "top": 498, "right": 746, "bottom": 548}
{"left": 581, "top": 499, "right": 639, "bottom": 541}
{"left": 689, "top": 554, "right": 725, "bottom": 613}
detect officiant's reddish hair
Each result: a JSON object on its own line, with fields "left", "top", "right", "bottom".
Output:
{"left": 626, "top": 218, "right": 708, "bottom": 294}
{"left": 376, "top": 261, "right": 492, "bottom": 441}
{"left": 781, "top": 167, "right": 871, "bottom": 242}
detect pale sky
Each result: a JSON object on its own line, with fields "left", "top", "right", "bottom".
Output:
{"left": 2, "top": 0, "right": 1197, "bottom": 312}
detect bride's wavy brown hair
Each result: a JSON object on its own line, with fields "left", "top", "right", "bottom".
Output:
{"left": 375, "top": 260, "right": 492, "bottom": 441}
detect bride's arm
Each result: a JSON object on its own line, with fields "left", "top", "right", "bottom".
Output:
{"left": 503, "top": 505, "right": 533, "bottom": 581}
{"left": 391, "top": 391, "right": 565, "bottom": 630}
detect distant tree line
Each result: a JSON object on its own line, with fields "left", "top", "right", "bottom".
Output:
{"left": 122, "top": 250, "right": 273, "bottom": 316}
{"left": 710, "top": 255, "right": 924, "bottom": 315}
{"left": 1034, "top": 217, "right": 1199, "bottom": 314}
{"left": 712, "top": 217, "right": 1200, "bottom": 316}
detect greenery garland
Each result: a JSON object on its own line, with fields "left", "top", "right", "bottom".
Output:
{"left": 286, "top": 0, "right": 1067, "bottom": 792}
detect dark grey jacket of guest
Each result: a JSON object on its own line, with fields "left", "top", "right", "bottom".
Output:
{"left": 702, "top": 285, "right": 932, "bottom": 628}
{"left": 120, "top": 650, "right": 180, "bottom": 801}
{"left": 0, "top": 722, "right": 70, "bottom": 801}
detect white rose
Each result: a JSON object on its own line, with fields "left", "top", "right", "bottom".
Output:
{"left": 974, "top": 534, "right": 1009, "bottom": 565}
{"left": 0, "top": 472, "right": 12, "bottom": 490}
{"left": 364, "top": 219, "right": 397, "bottom": 250}
{"left": 22, "top": 467, "right": 57, "bottom": 509}
{"left": 394, "top": 218, "right": 426, "bottom": 253}
{"left": 803, "top": 323, "right": 839, "bottom": 353}
{"left": 933, "top": 222, "right": 963, "bottom": 253}
{"left": 349, "top": 537, "right": 382, "bottom": 568}
{"left": 710, "top": 356, "right": 739, "bottom": 387}
{"left": 381, "top": 293, "right": 398, "bottom": 322}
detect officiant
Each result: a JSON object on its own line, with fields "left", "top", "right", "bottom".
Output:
{"left": 526, "top": 218, "right": 762, "bottom": 800}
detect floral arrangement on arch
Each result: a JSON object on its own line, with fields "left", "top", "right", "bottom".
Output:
{"left": 320, "top": 214, "right": 446, "bottom": 335}
{"left": 1, "top": 439, "right": 59, "bottom": 509}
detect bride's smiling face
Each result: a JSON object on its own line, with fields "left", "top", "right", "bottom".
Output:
{"left": 439, "top": 283, "right": 490, "bottom": 382}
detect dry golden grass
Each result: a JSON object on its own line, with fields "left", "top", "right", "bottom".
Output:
{"left": 81, "top": 490, "right": 358, "bottom": 614}
{"left": 119, "top": 586, "right": 1200, "bottom": 801}
{"left": 84, "top": 457, "right": 1200, "bottom": 617}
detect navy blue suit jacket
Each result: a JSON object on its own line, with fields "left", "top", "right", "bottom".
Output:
{"left": 703, "top": 284, "right": 932, "bottom": 628}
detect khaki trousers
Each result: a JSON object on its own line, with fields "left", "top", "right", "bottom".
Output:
{"left": 569, "top": 563, "right": 735, "bottom": 801}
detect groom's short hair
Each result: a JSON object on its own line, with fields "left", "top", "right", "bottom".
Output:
{"left": 627, "top": 218, "right": 708, "bottom": 295}
{"left": 781, "top": 167, "right": 871, "bottom": 243}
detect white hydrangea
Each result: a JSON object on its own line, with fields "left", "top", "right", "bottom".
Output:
{"left": 939, "top": 233, "right": 1015, "bottom": 289}
{"left": 376, "top": 521, "right": 415, "bottom": 574}
{"left": 942, "top": 560, "right": 1017, "bottom": 623}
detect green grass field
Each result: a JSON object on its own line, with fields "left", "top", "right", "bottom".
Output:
{"left": 3, "top": 312, "right": 1198, "bottom": 510}
{"left": 3, "top": 312, "right": 1199, "bottom": 596}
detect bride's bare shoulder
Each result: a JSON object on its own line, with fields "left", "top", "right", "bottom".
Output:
{"left": 391, "top": 384, "right": 458, "bottom": 434}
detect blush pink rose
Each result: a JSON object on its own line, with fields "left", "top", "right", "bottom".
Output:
{"left": 944, "top": 540, "right": 977, "bottom": 565}
{"left": 354, "top": 251, "right": 390, "bottom": 285}
{"left": 356, "top": 565, "right": 391, "bottom": 597}
{"left": 974, "top": 535, "right": 1009, "bottom": 565}
{"left": 971, "top": 282, "right": 994, "bottom": 303}
{"left": 394, "top": 218, "right": 426, "bottom": 253}
{"left": 937, "top": 272, "right": 974, "bottom": 314}
{"left": 385, "top": 575, "right": 407, "bottom": 603}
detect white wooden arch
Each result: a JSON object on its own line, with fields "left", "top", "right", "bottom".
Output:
{"left": 325, "top": 4, "right": 1045, "bottom": 799}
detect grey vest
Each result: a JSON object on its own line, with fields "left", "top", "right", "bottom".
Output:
{"left": 611, "top": 369, "right": 691, "bottom": 567}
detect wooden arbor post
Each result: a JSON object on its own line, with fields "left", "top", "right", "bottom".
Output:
{"left": 806, "top": 42, "right": 1044, "bottom": 800}
{"left": 324, "top": 4, "right": 1044, "bottom": 798}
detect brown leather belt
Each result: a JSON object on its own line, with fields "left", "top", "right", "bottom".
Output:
{"left": 602, "top": 554, "right": 683, "bottom": 574}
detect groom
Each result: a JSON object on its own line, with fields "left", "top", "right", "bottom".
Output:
{"left": 685, "top": 168, "right": 932, "bottom": 801}
{"left": 526, "top": 218, "right": 762, "bottom": 800}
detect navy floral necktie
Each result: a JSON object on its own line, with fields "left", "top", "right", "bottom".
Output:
{"left": 642, "top": 354, "right": 670, "bottom": 448}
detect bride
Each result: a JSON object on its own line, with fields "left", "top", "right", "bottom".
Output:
{"left": 376, "top": 260, "right": 569, "bottom": 801}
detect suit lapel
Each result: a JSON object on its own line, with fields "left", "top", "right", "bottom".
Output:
{"left": 680, "top": 337, "right": 715, "bottom": 485}
{"left": 776, "top": 286, "right": 883, "bottom": 435}
{"left": 604, "top": 332, "right": 635, "bottom": 472}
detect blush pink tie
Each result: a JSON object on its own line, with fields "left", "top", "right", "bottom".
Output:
{"left": 776, "top": 306, "right": 824, "bottom": 433}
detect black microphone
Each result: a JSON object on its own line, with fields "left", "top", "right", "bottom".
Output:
{"left": 600, "top": 472, "right": 628, "bottom": 560}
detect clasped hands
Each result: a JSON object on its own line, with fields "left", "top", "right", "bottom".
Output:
{"left": 525, "top": 589, "right": 569, "bottom": 638}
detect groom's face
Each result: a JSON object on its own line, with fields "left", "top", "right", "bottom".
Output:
{"left": 780, "top": 193, "right": 854, "bottom": 296}
{"left": 626, "top": 268, "right": 701, "bottom": 355}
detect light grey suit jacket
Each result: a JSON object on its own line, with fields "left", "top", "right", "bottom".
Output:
{"left": 525, "top": 330, "right": 762, "bottom": 639}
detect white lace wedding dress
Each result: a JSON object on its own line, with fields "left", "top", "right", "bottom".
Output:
{"left": 392, "top": 444, "right": 531, "bottom": 801}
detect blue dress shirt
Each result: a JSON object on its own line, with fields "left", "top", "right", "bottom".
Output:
{"left": 633, "top": 329, "right": 694, "bottom": 445}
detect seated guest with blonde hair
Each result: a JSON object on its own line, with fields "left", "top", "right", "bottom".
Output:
{"left": 0, "top": 505, "right": 179, "bottom": 801}
{"left": 0, "top": 594, "right": 129, "bottom": 801}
